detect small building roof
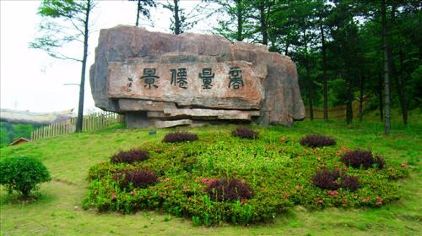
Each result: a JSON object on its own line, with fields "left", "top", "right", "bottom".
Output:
{"left": 9, "top": 137, "right": 31, "bottom": 146}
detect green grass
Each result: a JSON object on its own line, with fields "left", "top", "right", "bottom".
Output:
{"left": 1, "top": 120, "right": 421, "bottom": 235}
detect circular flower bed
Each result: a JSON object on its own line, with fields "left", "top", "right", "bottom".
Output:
{"left": 83, "top": 130, "right": 408, "bottom": 225}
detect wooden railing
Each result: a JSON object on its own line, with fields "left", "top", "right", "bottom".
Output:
{"left": 31, "top": 112, "right": 122, "bottom": 141}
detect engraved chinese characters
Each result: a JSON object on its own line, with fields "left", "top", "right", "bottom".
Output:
{"left": 198, "top": 68, "right": 215, "bottom": 89}
{"left": 126, "top": 77, "right": 133, "bottom": 92}
{"left": 228, "top": 67, "right": 244, "bottom": 89}
{"left": 170, "top": 68, "right": 188, "bottom": 89}
{"left": 140, "top": 68, "right": 159, "bottom": 88}
{"left": 136, "top": 66, "right": 243, "bottom": 90}
{"left": 94, "top": 27, "right": 306, "bottom": 127}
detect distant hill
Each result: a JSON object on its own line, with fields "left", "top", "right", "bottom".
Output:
{"left": 0, "top": 109, "right": 74, "bottom": 147}
{"left": 0, "top": 109, "right": 74, "bottom": 125}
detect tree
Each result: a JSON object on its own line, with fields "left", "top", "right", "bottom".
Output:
{"left": 129, "top": 0, "right": 156, "bottom": 27}
{"left": 385, "top": 1, "right": 421, "bottom": 125}
{"left": 381, "top": 0, "right": 391, "bottom": 134}
{"left": 327, "top": 0, "right": 365, "bottom": 124}
{"left": 251, "top": 0, "right": 274, "bottom": 45}
{"left": 163, "top": 0, "right": 187, "bottom": 35}
{"left": 163, "top": 0, "right": 210, "bottom": 35}
{"left": 30, "top": 0, "right": 94, "bottom": 132}
{"left": 213, "top": 0, "right": 421, "bottom": 126}
{"left": 292, "top": 0, "right": 320, "bottom": 120}
{"left": 212, "top": 0, "right": 254, "bottom": 41}
{"left": 355, "top": 1, "right": 421, "bottom": 126}
{"left": 316, "top": 0, "right": 332, "bottom": 121}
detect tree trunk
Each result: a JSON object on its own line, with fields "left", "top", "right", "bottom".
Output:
{"left": 346, "top": 77, "right": 353, "bottom": 125}
{"left": 75, "top": 0, "right": 91, "bottom": 133}
{"left": 135, "top": 0, "right": 141, "bottom": 27}
{"left": 303, "top": 29, "right": 313, "bottom": 120}
{"left": 258, "top": 2, "right": 268, "bottom": 45}
{"left": 284, "top": 43, "right": 289, "bottom": 56}
{"left": 388, "top": 3, "right": 407, "bottom": 125}
{"left": 320, "top": 23, "right": 328, "bottom": 121}
{"left": 307, "top": 68, "right": 314, "bottom": 121}
{"left": 174, "top": 0, "right": 180, "bottom": 35}
{"left": 236, "top": 0, "right": 243, "bottom": 41}
{"left": 393, "top": 47, "right": 408, "bottom": 125}
{"left": 359, "top": 73, "right": 364, "bottom": 122}
{"left": 398, "top": 49, "right": 408, "bottom": 125}
{"left": 378, "top": 73, "right": 384, "bottom": 122}
{"left": 381, "top": 0, "right": 391, "bottom": 134}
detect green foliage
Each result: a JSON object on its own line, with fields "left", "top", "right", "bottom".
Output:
{"left": 409, "top": 65, "right": 422, "bottom": 107}
{"left": 0, "top": 120, "right": 421, "bottom": 234}
{"left": 38, "top": 0, "right": 83, "bottom": 18}
{"left": 212, "top": 0, "right": 255, "bottom": 41}
{"left": 0, "top": 122, "right": 13, "bottom": 147}
{"left": 232, "top": 127, "right": 259, "bottom": 139}
{"left": 83, "top": 126, "right": 409, "bottom": 225}
{"left": 0, "top": 156, "right": 51, "bottom": 197}
{"left": 30, "top": 0, "right": 93, "bottom": 61}
{"left": 213, "top": 1, "right": 422, "bottom": 124}
{"left": 0, "top": 122, "right": 40, "bottom": 148}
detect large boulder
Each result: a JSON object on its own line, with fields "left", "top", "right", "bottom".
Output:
{"left": 90, "top": 26, "right": 305, "bottom": 127}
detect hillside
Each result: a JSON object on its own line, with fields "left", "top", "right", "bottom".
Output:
{"left": 0, "top": 120, "right": 421, "bottom": 235}
{"left": 0, "top": 109, "right": 73, "bottom": 124}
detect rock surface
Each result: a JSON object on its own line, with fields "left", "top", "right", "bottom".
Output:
{"left": 154, "top": 119, "right": 192, "bottom": 129}
{"left": 90, "top": 26, "right": 305, "bottom": 127}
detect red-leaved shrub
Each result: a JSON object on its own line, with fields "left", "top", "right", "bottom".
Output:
{"left": 313, "top": 168, "right": 361, "bottom": 191}
{"left": 232, "top": 127, "right": 258, "bottom": 139}
{"left": 300, "top": 134, "right": 336, "bottom": 148}
{"left": 114, "top": 169, "right": 158, "bottom": 189}
{"left": 206, "top": 178, "right": 253, "bottom": 201}
{"left": 163, "top": 132, "right": 198, "bottom": 143}
{"left": 111, "top": 149, "right": 149, "bottom": 164}
{"left": 312, "top": 168, "right": 341, "bottom": 190}
{"left": 341, "top": 150, "right": 385, "bottom": 169}
{"left": 341, "top": 175, "right": 360, "bottom": 192}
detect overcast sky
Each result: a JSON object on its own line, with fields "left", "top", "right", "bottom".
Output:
{"left": 0, "top": 0, "right": 218, "bottom": 114}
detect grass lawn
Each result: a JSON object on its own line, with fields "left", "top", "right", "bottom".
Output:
{"left": 1, "top": 119, "right": 421, "bottom": 235}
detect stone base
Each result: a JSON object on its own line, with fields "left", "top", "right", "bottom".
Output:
{"left": 124, "top": 111, "right": 254, "bottom": 129}
{"left": 125, "top": 112, "right": 152, "bottom": 128}
{"left": 154, "top": 119, "right": 192, "bottom": 128}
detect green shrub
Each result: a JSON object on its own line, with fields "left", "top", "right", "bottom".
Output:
{"left": 0, "top": 156, "right": 51, "bottom": 197}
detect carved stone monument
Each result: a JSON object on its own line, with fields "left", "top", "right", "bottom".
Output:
{"left": 90, "top": 26, "right": 305, "bottom": 128}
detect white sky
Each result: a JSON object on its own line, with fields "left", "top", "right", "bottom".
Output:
{"left": 0, "top": 0, "right": 218, "bottom": 114}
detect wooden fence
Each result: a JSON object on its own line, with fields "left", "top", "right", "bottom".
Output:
{"left": 31, "top": 112, "right": 122, "bottom": 141}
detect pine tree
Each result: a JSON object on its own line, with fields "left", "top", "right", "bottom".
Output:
{"left": 31, "top": 0, "right": 95, "bottom": 132}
